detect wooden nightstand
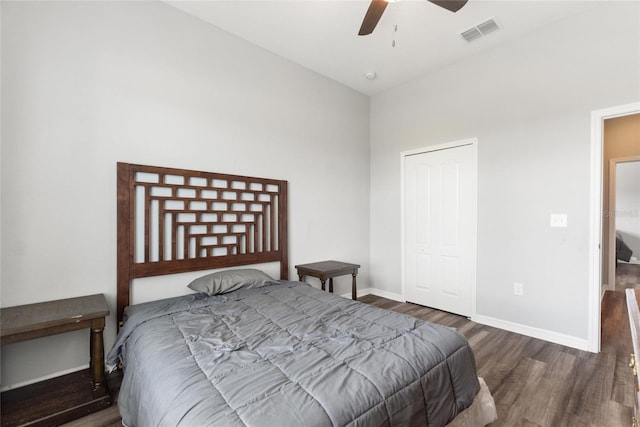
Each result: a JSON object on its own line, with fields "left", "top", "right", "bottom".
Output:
{"left": 295, "top": 260, "right": 360, "bottom": 300}
{"left": 1, "top": 294, "right": 112, "bottom": 426}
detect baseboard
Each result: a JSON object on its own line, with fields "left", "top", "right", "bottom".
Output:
{"left": 340, "top": 288, "right": 405, "bottom": 302}
{"left": 473, "top": 314, "right": 591, "bottom": 352}
{"left": 367, "top": 288, "right": 404, "bottom": 302}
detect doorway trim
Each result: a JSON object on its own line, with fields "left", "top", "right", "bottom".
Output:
{"left": 589, "top": 102, "right": 640, "bottom": 352}
{"left": 400, "top": 137, "right": 478, "bottom": 317}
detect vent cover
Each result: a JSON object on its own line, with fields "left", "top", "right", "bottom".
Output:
{"left": 461, "top": 18, "right": 500, "bottom": 42}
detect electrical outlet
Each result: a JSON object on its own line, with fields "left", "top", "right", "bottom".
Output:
{"left": 513, "top": 282, "right": 524, "bottom": 296}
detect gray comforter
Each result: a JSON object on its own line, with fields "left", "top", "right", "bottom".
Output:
{"left": 107, "top": 281, "right": 480, "bottom": 426}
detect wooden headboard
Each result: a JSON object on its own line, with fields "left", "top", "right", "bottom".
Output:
{"left": 117, "top": 163, "right": 288, "bottom": 325}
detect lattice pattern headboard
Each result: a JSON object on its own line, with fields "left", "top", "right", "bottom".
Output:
{"left": 117, "top": 163, "right": 288, "bottom": 324}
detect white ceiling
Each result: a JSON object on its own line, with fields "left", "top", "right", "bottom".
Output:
{"left": 166, "top": 0, "right": 600, "bottom": 96}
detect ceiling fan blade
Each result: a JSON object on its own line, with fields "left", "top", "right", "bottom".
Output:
{"left": 358, "top": 0, "right": 389, "bottom": 36}
{"left": 427, "top": 0, "right": 468, "bottom": 13}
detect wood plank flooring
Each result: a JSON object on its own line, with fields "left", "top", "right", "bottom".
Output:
{"left": 361, "top": 291, "right": 633, "bottom": 427}
{"left": 64, "top": 264, "right": 640, "bottom": 426}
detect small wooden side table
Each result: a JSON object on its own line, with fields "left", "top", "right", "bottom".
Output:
{"left": 295, "top": 260, "right": 360, "bottom": 300}
{"left": 1, "top": 294, "right": 112, "bottom": 426}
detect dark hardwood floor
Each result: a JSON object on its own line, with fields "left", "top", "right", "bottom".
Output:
{"left": 616, "top": 263, "right": 640, "bottom": 291}
{"left": 361, "top": 291, "right": 633, "bottom": 426}
{"left": 64, "top": 264, "right": 640, "bottom": 427}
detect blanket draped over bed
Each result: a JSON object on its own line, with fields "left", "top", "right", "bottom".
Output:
{"left": 107, "top": 281, "right": 480, "bottom": 427}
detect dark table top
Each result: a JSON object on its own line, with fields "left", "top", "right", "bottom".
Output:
{"left": 1, "top": 294, "right": 109, "bottom": 340}
{"left": 295, "top": 260, "right": 360, "bottom": 274}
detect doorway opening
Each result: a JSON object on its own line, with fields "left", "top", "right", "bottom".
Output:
{"left": 589, "top": 103, "right": 640, "bottom": 352}
{"left": 606, "top": 157, "right": 640, "bottom": 292}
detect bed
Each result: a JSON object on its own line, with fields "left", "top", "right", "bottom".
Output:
{"left": 617, "top": 232, "right": 633, "bottom": 262}
{"left": 109, "top": 163, "right": 496, "bottom": 426}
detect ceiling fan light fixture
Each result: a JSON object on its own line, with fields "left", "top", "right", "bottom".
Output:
{"left": 358, "top": 0, "right": 467, "bottom": 36}
{"left": 364, "top": 71, "right": 378, "bottom": 80}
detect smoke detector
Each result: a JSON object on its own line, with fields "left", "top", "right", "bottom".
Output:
{"left": 460, "top": 18, "right": 500, "bottom": 42}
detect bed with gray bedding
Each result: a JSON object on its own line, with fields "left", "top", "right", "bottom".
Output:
{"left": 112, "top": 165, "right": 495, "bottom": 426}
{"left": 107, "top": 280, "right": 481, "bottom": 427}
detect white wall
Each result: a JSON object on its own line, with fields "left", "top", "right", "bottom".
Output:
{"left": 0, "top": 1, "right": 370, "bottom": 388}
{"left": 370, "top": 2, "right": 640, "bottom": 343}
{"left": 616, "top": 161, "right": 640, "bottom": 259}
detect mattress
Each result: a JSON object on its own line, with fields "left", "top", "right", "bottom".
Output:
{"left": 107, "top": 281, "right": 482, "bottom": 426}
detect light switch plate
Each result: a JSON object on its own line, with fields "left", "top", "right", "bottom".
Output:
{"left": 550, "top": 213, "right": 568, "bottom": 228}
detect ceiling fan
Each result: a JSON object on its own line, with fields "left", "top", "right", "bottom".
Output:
{"left": 358, "top": 0, "right": 468, "bottom": 36}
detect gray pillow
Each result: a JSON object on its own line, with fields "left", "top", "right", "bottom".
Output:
{"left": 187, "top": 268, "right": 273, "bottom": 295}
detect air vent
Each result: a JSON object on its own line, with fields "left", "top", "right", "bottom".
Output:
{"left": 477, "top": 19, "right": 500, "bottom": 35}
{"left": 460, "top": 27, "right": 482, "bottom": 42}
{"left": 460, "top": 18, "right": 500, "bottom": 42}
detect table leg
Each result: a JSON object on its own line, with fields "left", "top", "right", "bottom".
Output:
{"left": 298, "top": 274, "right": 304, "bottom": 282}
{"left": 90, "top": 320, "right": 106, "bottom": 391}
{"left": 329, "top": 278, "right": 334, "bottom": 293}
{"left": 352, "top": 272, "right": 358, "bottom": 300}
{"left": 320, "top": 280, "right": 326, "bottom": 291}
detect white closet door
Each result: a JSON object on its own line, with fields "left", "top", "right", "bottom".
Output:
{"left": 404, "top": 143, "right": 476, "bottom": 316}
